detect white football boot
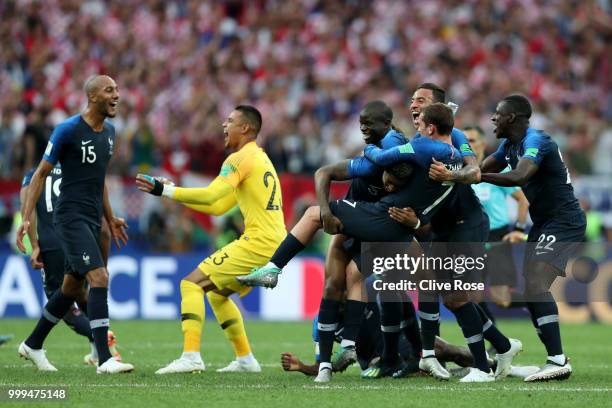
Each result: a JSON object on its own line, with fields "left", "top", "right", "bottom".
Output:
{"left": 494, "top": 338, "right": 523, "bottom": 379}
{"left": 314, "top": 366, "right": 332, "bottom": 383}
{"left": 18, "top": 342, "right": 57, "bottom": 372}
{"left": 459, "top": 367, "right": 495, "bottom": 383}
{"left": 96, "top": 358, "right": 134, "bottom": 374}
{"left": 155, "top": 357, "right": 205, "bottom": 374}
{"left": 216, "top": 358, "right": 261, "bottom": 373}
{"left": 508, "top": 365, "right": 540, "bottom": 378}
{"left": 524, "top": 358, "right": 572, "bottom": 382}
{"left": 419, "top": 357, "right": 451, "bottom": 380}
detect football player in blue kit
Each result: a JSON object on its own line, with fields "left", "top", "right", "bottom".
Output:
{"left": 21, "top": 165, "right": 121, "bottom": 366}
{"left": 16, "top": 75, "right": 133, "bottom": 374}
{"left": 480, "top": 94, "right": 586, "bottom": 381}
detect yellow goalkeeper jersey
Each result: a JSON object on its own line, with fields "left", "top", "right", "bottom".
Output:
{"left": 217, "top": 141, "right": 286, "bottom": 256}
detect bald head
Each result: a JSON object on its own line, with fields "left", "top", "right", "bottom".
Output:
{"left": 84, "top": 75, "right": 115, "bottom": 100}
{"left": 362, "top": 100, "right": 393, "bottom": 124}
{"left": 82, "top": 75, "right": 119, "bottom": 118}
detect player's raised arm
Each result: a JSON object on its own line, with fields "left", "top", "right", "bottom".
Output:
{"left": 16, "top": 160, "right": 54, "bottom": 253}
{"left": 136, "top": 174, "right": 233, "bottom": 206}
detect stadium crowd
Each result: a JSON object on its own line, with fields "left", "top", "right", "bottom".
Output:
{"left": 0, "top": 0, "right": 610, "bottom": 247}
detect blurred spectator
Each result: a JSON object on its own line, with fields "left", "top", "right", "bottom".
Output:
{"left": 0, "top": 0, "right": 610, "bottom": 250}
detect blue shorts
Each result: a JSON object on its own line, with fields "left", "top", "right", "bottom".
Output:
{"left": 40, "top": 250, "right": 66, "bottom": 298}
{"left": 525, "top": 212, "right": 586, "bottom": 275}
{"left": 55, "top": 220, "right": 104, "bottom": 276}
{"left": 329, "top": 200, "right": 414, "bottom": 243}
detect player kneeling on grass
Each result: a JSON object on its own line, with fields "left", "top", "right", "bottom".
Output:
{"left": 137, "top": 105, "right": 286, "bottom": 374}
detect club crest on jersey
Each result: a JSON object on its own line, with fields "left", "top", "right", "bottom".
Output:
{"left": 108, "top": 137, "right": 114, "bottom": 155}
{"left": 82, "top": 252, "right": 90, "bottom": 265}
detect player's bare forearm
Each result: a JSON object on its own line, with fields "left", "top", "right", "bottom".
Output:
{"left": 103, "top": 182, "right": 115, "bottom": 223}
{"left": 20, "top": 186, "right": 39, "bottom": 249}
{"left": 454, "top": 156, "right": 481, "bottom": 184}
{"left": 512, "top": 189, "right": 529, "bottom": 224}
{"left": 481, "top": 159, "right": 538, "bottom": 187}
{"left": 480, "top": 156, "right": 507, "bottom": 174}
{"left": 21, "top": 162, "right": 53, "bottom": 221}
{"left": 314, "top": 162, "right": 350, "bottom": 214}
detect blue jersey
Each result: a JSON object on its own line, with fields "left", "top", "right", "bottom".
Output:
{"left": 22, "top": 166, "right": 63, "bottom": 252}
{"left": 345, "top": 129, "right": 407, "bottom": 202}
{"left": 364, "top": 136, "right": 463, "bottom": 225}
{"left": 42, "top": 114, "right": 115, "bottom": 226}
{"left": 412, "top": 128, "right": 486, "bottom": 233}
{"left": 491, "top": 128, "right": 582, "bottom": 225}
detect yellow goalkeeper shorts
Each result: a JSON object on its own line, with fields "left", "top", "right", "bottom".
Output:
{"left": 197, "top": 239, "right": 272, "bottom": 297}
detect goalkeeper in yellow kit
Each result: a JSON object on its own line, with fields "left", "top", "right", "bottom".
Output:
{"left": 136, "top": 106, "right": 286, "bottom": 374}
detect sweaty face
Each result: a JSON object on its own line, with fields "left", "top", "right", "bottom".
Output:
{"left": 359, "top": 110, "right": 388, "bottom": 145}
{"left": 222, "top": 110, "right": 246, "bottom": 149}
{"left": 92, "top": 77, "right": 119, "bottom": 118}
{"left": 491, "top": 101, "right": 513, "bottom": 139}
{"left": 410, "top": 88, "right": 435, "bottom": 129}
{"left": 465, "top": 129, "right": 485, "bottom": 159}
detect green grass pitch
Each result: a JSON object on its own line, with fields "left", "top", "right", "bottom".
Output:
{"left": 1, "top": 319, "right": 611, "bottom": 407}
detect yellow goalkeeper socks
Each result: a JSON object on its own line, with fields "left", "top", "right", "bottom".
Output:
{"left": 206, "top": 291, "right": 252, "bottom": 357}
{"left": 180, "top": 280, "right": 204, "bottom": 353}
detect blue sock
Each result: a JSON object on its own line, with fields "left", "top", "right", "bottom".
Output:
{"left": 452, "top": 303, "right": 489, "bottom": 372}
{"left": 418, "top": 296, "right": 440, "bottom": 352}
{"left": 341, "top": 300, "right": 365, "bottom": 345}
{"left": 63, "top": 307, "right": 94, "bottom": 342}
{"left": 475, "top": 303, "right": 510, "bottom": 353}
{"left": 528, "top": 293, "right": 563, "bottom": 356}
{"left": 317, "top": 298, "right": 340, "bottom": 364}
{"left": 26, "top": 291, "right": 75, "bottom": 349}
{"left": 88, "top": 288, "right": 112, "bottom": 365}
{"left": 380, "top": 301, "right": 402, "bottom": 364}
{"left": 270, "top": 233, "right": 305, "bottom": 269}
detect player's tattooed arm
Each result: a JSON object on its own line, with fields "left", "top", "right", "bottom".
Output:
{"left": 314, "top": 161, "right": 349, "bottom": 234}
{"left": 429, "top": 156, "right": 481, "bottom": 184}
{"left": 16, "top": 160, "right": 53, "bottom": 253}
{"left": 481, "top": 158, "right": 538, "bottom": 186}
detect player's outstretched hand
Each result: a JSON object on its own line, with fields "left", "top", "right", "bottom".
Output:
{"left": 30, "top": 246, "right": 44, "bottom": 269}
{"left": 110, "top": 216, "right": 129, "bottom": 249}
{"left": 15, "top": 220, "right": 30, "bottom": 253}
{"left": 502, "top": 230, "right": 527, "bottom": 243}
{"left": 135, "top": 174, "right": 154, "bottom": 192}
{"left": 388, "top": 207, "right": 419, "bottom": 228}
{"left": 281, "top": 352, "right": 318, "bottom": 376}
{"left": 429, "top": 158, "right": 453, "bottom": 182}
{"left": 321, "top": 212, "right": 343, "bottom": 234}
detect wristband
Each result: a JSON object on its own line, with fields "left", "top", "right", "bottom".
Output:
{"left": 514, "top": 222, "right": 526, "bottom": 232}
{"left": 143, "top": 175, "right": 164, "bottom": 196}
{"left": 414, "top": 218, "right": 421, "bottom": 230}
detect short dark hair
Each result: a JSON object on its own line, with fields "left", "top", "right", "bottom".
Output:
{"left": 387, "top": 162, "right": 414, "bottom": 181}
{"left": 417, "top": 83, "right": 446, "bottom": 103}
{"left": 463, "top": 125, "right": 485, "bottom": 138}
{"left": 421, "top": 103, "right": 454, "bottom": 135}
{"left": 235, "top": 105, "right": 262, "bottom": 134}
{"left": 362, "top": 100, "right": 393, "bottom": 124}
{"left": 501, "top": 94, "right": 532, "bottom": 119}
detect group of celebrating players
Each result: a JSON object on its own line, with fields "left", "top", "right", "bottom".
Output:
{"left": 15, "top": 75, "right": 585, "bottom": 384}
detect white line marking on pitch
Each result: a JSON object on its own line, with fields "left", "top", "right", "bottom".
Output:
{"left": 0, "top": 383, "right": 610, "bottom": 393}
